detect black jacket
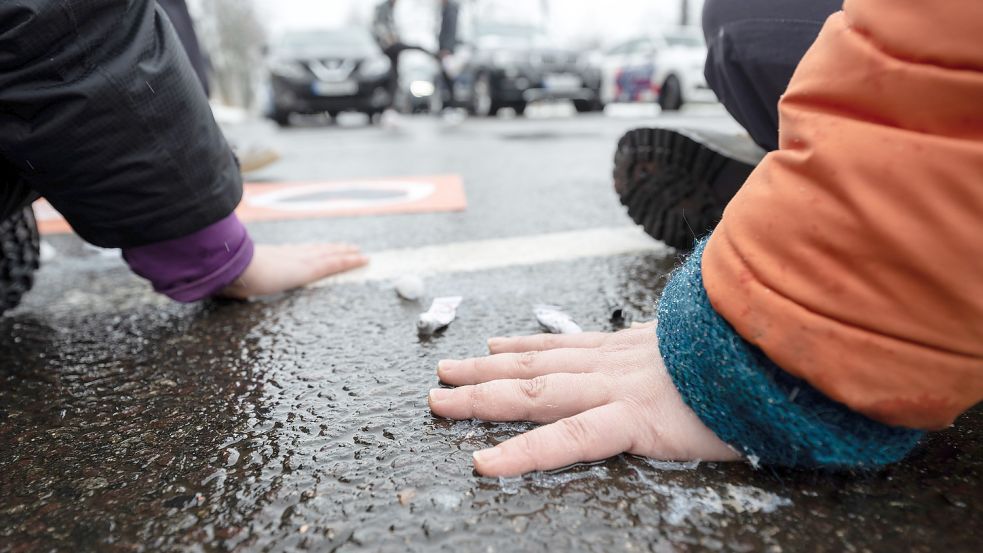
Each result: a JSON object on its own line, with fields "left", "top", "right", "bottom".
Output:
{"left": 0, "top": 0, "right": 241, "bottom": 248}
{"left": 372, "top": 1, "right": 399, "bottom": 50}
{"left": 157, "top": 0, "right": 212, "bottom": 97}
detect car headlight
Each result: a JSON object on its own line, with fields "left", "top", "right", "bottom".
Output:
{"left": 410, "top": 80, "right": 435, "bottom": 98}
{"left": 359, "top": 56, "right": 392, "bottom": 79}
{"left": 269, "top": 60, "right": 308, "bottom": 80}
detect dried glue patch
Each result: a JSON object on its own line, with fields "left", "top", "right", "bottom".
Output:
{"left": 657, "top": 484, "right": 793, "bottom": 526}
{"left": 632, "top": 465, "right": 792, "bottom": 526}
{"left": 646, "top": 459, "right": 702, "bottom": 471}
{"left": 497, "top": 465, "right": 611, "bottom": 494}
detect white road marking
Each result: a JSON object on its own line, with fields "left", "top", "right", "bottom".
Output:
{"left": 312, "top": 226, "right": 671, "bottom": 287}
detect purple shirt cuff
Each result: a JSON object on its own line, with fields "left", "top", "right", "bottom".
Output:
{"left": 122, "top": 213, "right": 254, "bottom": 302}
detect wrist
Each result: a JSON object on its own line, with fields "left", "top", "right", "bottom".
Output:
{"left": 122, "top": 213, "right": 254, "bottom": 302}
{"left": 657, "top": 238, "right": 923, "bottom": 468}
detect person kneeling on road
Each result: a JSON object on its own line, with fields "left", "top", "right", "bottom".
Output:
{"left": 0, "top": 1, "right": 367, "bottom": 304}
{"left": 428, "top": 0, "right": 983, "bottom": 476}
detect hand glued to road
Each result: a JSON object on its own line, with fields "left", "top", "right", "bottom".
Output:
{"left": 429, "top": 322, "right": 742, "bottom": 477}
{"left": 221, "top": 243, "right": 368, "bottom": 299}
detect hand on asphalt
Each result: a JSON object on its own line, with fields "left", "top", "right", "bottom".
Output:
{"left": 429, "top": 322, "right": 742, "bottom": 477}
{"left": 220, "top": 243, "right": 368, "bottom": 299}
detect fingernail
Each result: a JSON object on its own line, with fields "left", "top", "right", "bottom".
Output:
{"left": 437, "top": 359, "right": 456, "bottom": 374}
{"left": 487, "top": 338, "right": 503, "bottom": 349}
{"left": 473, "top": 447, "right": 501, "bottom": 464}
{"left": 429, "top": 388, "right": 453, "bottom": 403}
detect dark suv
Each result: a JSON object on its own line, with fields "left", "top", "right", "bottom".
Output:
{"left": 455, "top": 23, "right": 599, "bottom": 116}
{"left": 266, "top": 29, "right": 393, "bottom": 126}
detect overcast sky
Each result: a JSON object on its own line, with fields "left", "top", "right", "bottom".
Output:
{"left": 250, "top": 0, "right": 704, "bottom": 47}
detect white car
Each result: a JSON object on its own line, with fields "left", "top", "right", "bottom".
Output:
{"left": 597, "top": 28, "right": 715, "bottom": 111}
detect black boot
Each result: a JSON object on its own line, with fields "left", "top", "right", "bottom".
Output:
{"left": 613, "top": 127, "right": 765, "bottom": 250}
{"left": 0, "top": 207, "right": 40, "bottom": 315}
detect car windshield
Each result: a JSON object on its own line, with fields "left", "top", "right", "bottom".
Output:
{"left": 275, "top": 30, "right": 377, "bottom": 59}
{"left": 475, "top": 23, "right": 547, "bottom": 47}
{"left": 664, "top": 32, "right": 704, "bottom": 48}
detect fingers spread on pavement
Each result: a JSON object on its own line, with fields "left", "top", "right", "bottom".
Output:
{"left": 319, "top": 253, "right": 369, "bottom": 276}
{"left": 470, "top": 402, "right": 634, "bottom": 477}
{"left": 320, "top": 243, "right": 361, "bottom": 255}
{"left": 487, "top": 332, "right": 610, "bottom": 354}
{"left": 429, "top": 372, "right": 612, "bottom": 423}
{"left": 437, "top": 348, "right": 599, "bottom": 386}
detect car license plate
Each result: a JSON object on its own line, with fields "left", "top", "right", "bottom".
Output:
{"left": 312, "top": 81, "right": 358, "bottom": 96}
{"left": 544, "top": 73, "right": 582, "bottom": 92}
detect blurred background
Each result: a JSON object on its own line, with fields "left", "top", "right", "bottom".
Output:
{"left": 183, "top": 0, "right": 714, "bottom": 123}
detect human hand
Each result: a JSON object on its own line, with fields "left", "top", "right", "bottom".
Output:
{"left": 220, "top": 243, "right": 368, "bottom": 299}
{"left": 429, "top": 322, "right": 741, "bottom": 476}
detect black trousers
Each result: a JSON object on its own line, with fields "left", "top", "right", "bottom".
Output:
{"left": 702, "top": 0, "right": 842, "bottom": 151}
{"left": 382, "top": 43, "right": 430, "bottom": 101}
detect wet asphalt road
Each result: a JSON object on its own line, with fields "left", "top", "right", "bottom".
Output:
{"left": 1, "top": 106, "right": 980, "bottom": 552}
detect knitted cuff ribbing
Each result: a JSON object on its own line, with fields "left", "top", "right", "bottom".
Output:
{"left": 657, "top": 238, "right": 923, "bottom": 468}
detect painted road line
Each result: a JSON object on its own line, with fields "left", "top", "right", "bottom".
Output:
{"left": 33, "top": 175, "right": 467, "bottom": 235}
{"left": 239, "top": 175, "right": 465, "bottom": 222}
{"left": 312, "top": 226, "right": 671, "bottom": 287}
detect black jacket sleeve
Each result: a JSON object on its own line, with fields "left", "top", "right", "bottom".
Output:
{"left": 0, "top": 0, "right": 241, "bottom": 248}
{"left": 157, "top": 0, "right": 211, "bottom": 96}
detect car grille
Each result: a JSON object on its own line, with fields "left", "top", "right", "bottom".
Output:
{"left": 531, "top": 52, "right": 578, "bottom": 71}
{"left": 307, "top": 59, "right": 356, "bottom": 81}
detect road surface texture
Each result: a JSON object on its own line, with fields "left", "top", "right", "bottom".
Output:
{"left": 2, "top": 106, "right": 980, "bottom": 552}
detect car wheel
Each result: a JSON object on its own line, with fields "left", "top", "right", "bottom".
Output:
{"left": 659, "top": 75, "right": 683, "bottom": 111}
{"left": 512, "top": 102, "right": 527, "bottom": 116}
{"left": 327, "top": 110, "right": 341, "bottom": 119}
{"left": 0, "top": 207, "right": 41, "bottom": 315}
{"left": 572, "top": 99, "right": 595, "bottom": 113}
{"left": 471, "top": 73, "right": 498, "bottom": 117}
{"left": 272, "top": 109, "right": 292, "bottom": 127}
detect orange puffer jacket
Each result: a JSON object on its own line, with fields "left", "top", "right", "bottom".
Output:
{"left": 702, "top": 0, "right": 983, "bottom": 430}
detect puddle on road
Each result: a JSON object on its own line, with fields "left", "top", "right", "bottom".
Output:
{"left": 1, "top": 253, "right": 980, "bottom": 552}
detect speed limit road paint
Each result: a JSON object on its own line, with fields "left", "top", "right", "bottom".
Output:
{"left": 34, "top": 175, "right": 467, "bottom": 235}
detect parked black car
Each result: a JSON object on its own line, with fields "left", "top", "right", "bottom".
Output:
{"left": 266, "top": 29, "right": 393, "bottom": 126}
{"left": 455, "top": 23, "right": 600, "bottom": 116}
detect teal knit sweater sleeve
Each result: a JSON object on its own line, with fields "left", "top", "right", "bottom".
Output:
{"left": 656, "top": 238, "right": 924, "bottom": 468}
